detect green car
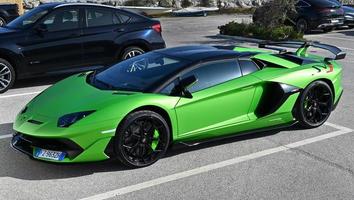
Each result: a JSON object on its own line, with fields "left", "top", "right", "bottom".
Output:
{"left": 12, "top": 41, "right": 345, "bottom": 167}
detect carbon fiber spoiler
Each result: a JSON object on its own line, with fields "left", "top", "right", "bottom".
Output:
{"left": 258, "top": 41, "right": 346, "bottom": 60}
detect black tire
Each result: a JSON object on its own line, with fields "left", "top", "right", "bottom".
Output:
{"left": 115, "top": 110, "right": 170, "bottom": 168}
{"left": 296, "top": 18, "right": 309, "bottom": 33}
{"left": 296, "top": 81, "right": 333, "bottom": 128}
{"left": 348, "top": 25, "right": 354, "bottom": 29}
{"left": 121, "top": 46, "right": 145, "bottom": 60}
{"left": 0, "top": 17, "right": 6, "bottom": 27}
{"left": 323, "top": 27, "right": 334, "bottom": 33}
{"left": 0, "top": 58, "right": 15, "bottom": 94}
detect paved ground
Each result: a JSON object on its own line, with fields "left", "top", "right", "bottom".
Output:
{"left": 1, "top": 15, "right": 354, "bottom": 200}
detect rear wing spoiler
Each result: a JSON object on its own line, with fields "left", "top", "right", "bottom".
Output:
{"left": 258, "top": 41, "right": 346, "bottom": 61}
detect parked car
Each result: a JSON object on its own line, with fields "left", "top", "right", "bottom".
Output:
{"left": 293, "top": 0, "right": 345, "bottom": 33}
{"left": 0, "top": 3, "right": 166, "bottom": 93}
{"left": 11, "top": 42, "right": 345, "bottom": 167}
{"left": 343, "top": 5, "right": 354, "bottom": 28}
{"left": 0, "top": 3, "right": 19, "bottom": 27}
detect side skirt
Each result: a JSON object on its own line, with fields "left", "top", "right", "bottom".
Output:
{"left": 176, "top": 121, "right": 298, "bottom": 147}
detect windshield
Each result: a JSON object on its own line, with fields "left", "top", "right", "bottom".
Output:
{"left": 6, "top": 7, "right": 50, "bottom": 29}
{"left": 91, "top": 52, "right": 190, "bottom": 92}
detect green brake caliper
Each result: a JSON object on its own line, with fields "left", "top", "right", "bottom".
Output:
{"left": 151, "top": 129, "right": 160, "bottom": 151}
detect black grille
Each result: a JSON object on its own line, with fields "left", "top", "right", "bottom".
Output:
{"left": 12, "top": 133, "right": 84, "bottom": 159}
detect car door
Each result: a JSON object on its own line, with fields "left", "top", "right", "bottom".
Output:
{"left": 22, "top": 6, "right": 84, "bottom": 74}
{"left": 81, "top": 6, "right": 128, "bottom": 67}
{"left": 173, "top": 59, "right": 261, "bottom": 139}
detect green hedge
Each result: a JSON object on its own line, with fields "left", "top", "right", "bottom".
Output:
{"left": 219, "top": 21, "right": 303, "bottom": 41}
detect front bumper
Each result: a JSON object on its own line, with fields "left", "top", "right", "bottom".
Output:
{"left": 11, "top": 132, "right": 114, "bottom": 163}
{"left": 11, "top": 133, "right": 84, "bottom": 160}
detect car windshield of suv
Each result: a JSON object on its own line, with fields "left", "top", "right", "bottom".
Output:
{"left": 92, "top": 52, "right": 190, "bottom": 92}
{"left": 6, "top": 7, "right": 49, "bottom": 29}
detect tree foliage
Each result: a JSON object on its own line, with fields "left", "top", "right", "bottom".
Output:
{"left": 181, "top": 0, "right": 193, "bottom": 8}
{"left": 253, "top": 0, "right": 297, "bottom": 28}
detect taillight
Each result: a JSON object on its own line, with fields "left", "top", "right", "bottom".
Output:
{"left": 152, "top": 23, "right": 162, "bottom": 33}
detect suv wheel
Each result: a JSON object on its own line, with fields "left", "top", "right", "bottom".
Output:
{"left": 122, "top": 46, "right": 145, "bottom": 60}
{"left": 0, "top": 58, "right": 15, "bottom": 94}
{"left": 296, "top": 18, "right": 308, "bottom": 33}
{"left": 0, "top": 17, "right": 6, "bottom": 27}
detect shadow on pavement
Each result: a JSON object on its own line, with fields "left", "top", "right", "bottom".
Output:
{"left": 0, "top": 122, "right": 305, "bottom": 181}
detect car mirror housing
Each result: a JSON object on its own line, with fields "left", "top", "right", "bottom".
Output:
{"left": 35, "top": 23, "right": 48, "bottom": 33}
{"left": 172, "top": 75, "right": 197, "bottom": 99}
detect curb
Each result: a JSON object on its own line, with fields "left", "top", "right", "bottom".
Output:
{"left": 216, "top": 34, "right": 264, "bottom": 43}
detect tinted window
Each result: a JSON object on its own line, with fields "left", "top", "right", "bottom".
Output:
{"left": 239, "top": 59, "right": 260, "bottom": 76}
{"left": 42, "top": 8, "right": 79, "bottom": 31}
{"left": 93, "top": 52, "right": 190, "bottom": 92}
{"left": 117, "top": 12, "right": 131, "bottom": 23}
{"left": 182, "top": 60, "right": 242, "bottom": 93}
{"left": 86, "top": 7, "right": 120, "bottom": 27}
{"left": 6, "top": 7, "right": 49, "bottom": 29}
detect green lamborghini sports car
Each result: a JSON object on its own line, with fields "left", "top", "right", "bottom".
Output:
{"left": 12, "top": 41, "right": 345, "bottom": 167}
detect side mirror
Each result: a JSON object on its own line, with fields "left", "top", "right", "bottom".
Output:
{"left": 35, "top": 24, "right": 48, "bottom": 33}
{"left": 172, "top": 75, "right": 197, "bottom": 98}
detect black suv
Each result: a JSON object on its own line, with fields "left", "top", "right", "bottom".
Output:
{"left": 293, "top": 0, "right": 344, "bottom": 33}
{"left": 0, "top": 3, "right": 166, "bottom": 93}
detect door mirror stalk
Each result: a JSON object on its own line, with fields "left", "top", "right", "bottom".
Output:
{"left": 172, "top": 75, "right": 197, "bottom": 99}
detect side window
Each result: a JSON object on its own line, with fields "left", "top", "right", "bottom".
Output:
{"left": 41, "top": 8, "right": 79, "bottom": 31}
{"left": 116, "top": 12, "right": 131, "bottom": 23}
{"left": 182, "top": 60, "right": 242, "bottom": 93}
{"left": 239, "top": 59, "right": 260, "bottom": 76}
{"left": 86, "top": 7, "right": 120, "bottom": 27}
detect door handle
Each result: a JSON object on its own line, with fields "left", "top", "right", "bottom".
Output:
{"left": 70, "top": 33, "right": 81, "bottom": 37}
{"left": 114, "top": 28, "right": 125, "bottom": 32}
{"left": 241, "top": 86, "right": 255, "bottom": 91}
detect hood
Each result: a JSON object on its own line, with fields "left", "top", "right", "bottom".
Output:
{"left": 27, "top": 73, "right": 138, "bottom": 118}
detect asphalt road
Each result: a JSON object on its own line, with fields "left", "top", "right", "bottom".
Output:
{"left": 1, "top": 15, "right": 354, "bottom": 200}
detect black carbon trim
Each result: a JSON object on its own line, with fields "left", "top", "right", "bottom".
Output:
{"left": 255, "top": 82, "right": 301, "bottom": 117}
{"left": 11, "top": 133, "right": 84, "bottom": 160}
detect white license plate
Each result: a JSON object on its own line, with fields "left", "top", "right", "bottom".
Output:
{"left": 332, "top": 19, "right": 339, "bottom": 23}
{"left": 34, "top": 148, "right": 66, "bottom": 161}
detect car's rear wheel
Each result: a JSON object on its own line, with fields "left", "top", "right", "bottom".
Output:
{"left": 121, "top": 46, "right": 145, "bottom": 60}
{"left": 323, "top": 27, "right": 334, "bottom": 33}
{"left": 115, "top": 110, "right": 170, "bottom": 168}
{"left": 0, "top": 17, "right": 6, "bottom": 27}
{"left": 296, "top": 18, "right": 308, "bottom": 33}
{"left": 0, "top": 58, "right": 15, "bottom": 94}
{"left": 296, "top": 81, "right": 333, "bottom": 128}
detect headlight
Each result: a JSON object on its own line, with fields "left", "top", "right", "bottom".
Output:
{"left": 58, "top": 111, "right": 95, "bottom": 128}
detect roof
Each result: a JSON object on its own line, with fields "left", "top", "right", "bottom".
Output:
{"left": 156, "top": 46, "right": 250, "bottom": 62}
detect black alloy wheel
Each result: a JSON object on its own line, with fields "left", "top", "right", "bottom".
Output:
{"left": 0, "top": 58, "right": 15, "bottom": 94}
{"left": 122, "top": 46, "right": 145, "bottom": 60}
{"left": 0, "top": 17, "right": 6, "bottom": 27}
{"left": 115, "top": 110, "right": 170, "bottom": 168}
{"left": 297, "top": 81, "right": 333, "bottom": 128}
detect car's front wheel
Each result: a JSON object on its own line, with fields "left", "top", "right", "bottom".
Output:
{"left": 0, "top": 58, "right": 15, "bottom": 94}
{"left": 115, "top": 110, "right": 170, "bottom": 168}
{"left": 296, "top": 81, "right": 333, "bottom": 128}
